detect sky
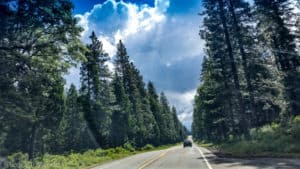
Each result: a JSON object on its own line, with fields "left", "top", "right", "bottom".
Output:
{"left": 66, "top": 0, "right": 204, "bottom": 130}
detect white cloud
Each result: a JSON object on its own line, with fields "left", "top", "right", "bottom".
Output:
{"left": 165, "top": 89, "right": 196, "bottom": 109}
{"left": 98, "top": 36, "right": 117, "bottom": 57}
{"left": 74, "top": 0, "right": 203, "bottom": 77}
{"left": 75, "top": 14, "right": 89, "bottom": 37}
{"left": 178, "top": 113, "right": 193, "bottom": 124}
{"left": 75, "top": 0, "right": 167, "bottom": 47}
{"left": 155, "top": 0, "right": 170, "bottom": 13}
{"left": 65, "top": 67, "right": 81, "bottom": 89}
{"left": 165, "top": 89, "right": 197, "bottom": 129}
{"left": 66, "top": 0, "right": 205, "bottom": 129}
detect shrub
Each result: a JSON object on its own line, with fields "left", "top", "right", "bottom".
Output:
{"left": 220, "top": 116, "right": 300, "bottom": 156}
{"left": 93, "top": 149, "right": 106, "bottom": 157}
{"left": 123, "top": 142, "right": 135, "bottom": 152}
{"left": 141, "top": 144, "right": 154, "bottom": 151}
{"left": 2, "top": 143, "right": 172, "bottom": 169}
{"left": 291, "top": 116, "right": 300, "bottom": 140}
{"left": 5, "top": 152, "right": 31, "bottom": 169}
{"left": 37, "top": 154, "right": 69, "bottom": 169}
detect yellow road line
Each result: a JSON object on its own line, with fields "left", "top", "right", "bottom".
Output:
{"left": 137, "top": 150, "right": 169, "bottom": 169}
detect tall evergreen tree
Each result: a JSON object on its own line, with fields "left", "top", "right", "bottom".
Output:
{"left": 147, "top": 82, "right": 163, "bottom": 144}
{"left": 114, "top": 41, "right": 157, "bottom": 146}
{"left": 192, "top": 56, "right": 231, "bottom": 141}
{"left": 159, "top": 92, "right": 177, "bottom": 143}
{"left": 227, "top": 0, "right": 281, "bottom": 126}
{"left": 193, "top": 0, "right": 282, "bottom": 142}
{"left": 130, "top": 66, "right": 159, "bottom": 146}
{"left": 80, "top": 32, "right": 112, "bottom": 147}
{"left": 217, "top": 0, "right": 250, "bottom": 136}
{"left": 171, "top": 107, "right": 184, "bottom": 141}
{"left": 0, "top": 0, "right": 84, "bottom": 159}
{"left": 110, "top": 73, "right": 131, "bottom": 147}
{"left": 57, "top": 84, "right": 94, "bottom": 152}
{"left": 255, "top": 0, "right": 300, "bottom": 116}
{"left": 114, "top": 41, "right": 185, "bottom": 146}
{"left": 197, "top": 0, "right": 248, "bottom": 138}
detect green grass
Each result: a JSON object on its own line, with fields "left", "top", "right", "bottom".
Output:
{"left": 198, "top": 116, "right": 300, "bottom": 158}
{"left": 3, "top": 144, "right": 177, "bottom": 169}
{"left": 197, "top": 142, "right": 214, "bottom": 148}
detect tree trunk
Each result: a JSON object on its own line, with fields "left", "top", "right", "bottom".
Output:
{"left": 220, "top": 52, "right": 236, "bottom": 133}
{"left": 29, "top": 123, "right": 37, "bottom": 161}
{"left": 228, "top": 0, "right": 256, "bottom": 127}
{"left": 217, "top": 0, "right": 249, "bottom": 138}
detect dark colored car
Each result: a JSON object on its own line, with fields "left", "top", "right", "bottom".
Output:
{"left": 183, "top": 139, "right": 192, "bottom": 147}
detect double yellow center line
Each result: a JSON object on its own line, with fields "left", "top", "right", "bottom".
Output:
{"left": 137, "top": 150, "right": 170, "bottom": 169}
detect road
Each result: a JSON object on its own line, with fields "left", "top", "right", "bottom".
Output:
{"left": 93, "top": 144, "right": 300, "bottom": 169}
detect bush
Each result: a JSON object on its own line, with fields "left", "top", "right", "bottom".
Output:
{"left": 36, "top": 154, "right": 68, "bottom": 169}
{"left": 141, "top": 144, "right": 154, "bottom": 151}
{"left": 220, "top": 116, "right": 300, "bottom": 157}
{"left": 123, "top": 142, "right": 135, "bottom": 152}
{"left": 5, "top": 152, "right": 31, "bottom": 169}
{"left": 291, "top": 116, "right": 300, "bottom": 140}
{"left": 2, "top": 144, "right": 173, "bottom": 169}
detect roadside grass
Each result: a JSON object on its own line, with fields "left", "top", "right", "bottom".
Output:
{"left": 197, "top": 142, "right": 214, "bottom": 148}
{"left": 197, "top": 116, "right": 300, "bottom": 158}
{"left": 2, "top": 144, "right": 177, "bottom": 169}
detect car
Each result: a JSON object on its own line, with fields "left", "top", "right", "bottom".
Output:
{"left": 183, "top": 139, "right": 192, "bottom": 147}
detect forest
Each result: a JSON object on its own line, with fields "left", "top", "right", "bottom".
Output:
{"left": 0, "top": 0, "right": 187, "bottom": 163}
{"left": 192, "top": 0, "right": 300, "bottom": 148}
{"left": 2, "top": 0, "right": 300, "bottom": 167}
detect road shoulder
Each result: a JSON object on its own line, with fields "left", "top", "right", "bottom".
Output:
{"left": 198, "top": 146, "right": 300, "bottom": 169}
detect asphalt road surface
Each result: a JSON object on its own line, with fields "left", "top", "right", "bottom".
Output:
{"left": 93, "top": 144, "right": 300, "bottom": 169}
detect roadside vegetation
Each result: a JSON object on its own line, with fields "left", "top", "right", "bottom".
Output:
{"left": 2, "top": 144, "right": 175, "bottom": 169}
{"left": 198, "top": 116, "right": 300, "bottom": 158}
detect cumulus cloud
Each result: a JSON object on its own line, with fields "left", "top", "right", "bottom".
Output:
{"left": 66, "top": 0, "right": 204, "bottom": 129}
{"left": 75, "top": 0, "right": 167, "bottom": 44}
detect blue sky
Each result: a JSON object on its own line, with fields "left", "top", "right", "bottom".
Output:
{"left": 67, "top": 0, "right": 204, "bottom": 129}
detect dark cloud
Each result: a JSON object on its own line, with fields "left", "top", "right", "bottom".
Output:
{"left": 132, "top": 54, "right": 201, "bottom": 92}
{"left": 125, "top": 14, "right": 203, "bottom": 92}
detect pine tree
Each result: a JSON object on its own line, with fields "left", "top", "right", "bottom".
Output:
{"left": 114, "top": 41, "right": 184, "bottom": 146}
{"left": 0, "top": 0, "right": 84, "bottom": 159}
{"left": 57, "top": 84, "right": 94, "bottom": 152}
{"left": 171, "top": 107, "right": 185, "bottom": 142}
{"left": 110, "top": 73, "right": 131, "bottom": 146}
{"left": 130, "top": 67, "right": 159, "bottom": 146}
{"left": 193, "top": 57, "right": 230, "bottom": 141}
{"left": 196, "top": 0, "right": 246, "bottom": 139}
{"left": 216, "top": 0, "right": 250, "bottom": 137}
{"left": 226, "top": 0, "right": 281, "bottom": 127}
{"left": 80, "top": 32, "right": 112, "bottom": 147}
{"left": 159, "top": 92, "right": 177, "bottom": 143}
{"left": 194, "top": 1, "right": 290, "bottom": 141}
{"left": 193, "top": 0, "right": 282, "bottom": 142}
{"left": 90, "top": 32, "right": 113, "bottom": 147}
{"left": 255, "top": 0, "right": 300, "bottom": 117}
{"left": 147, "top": 82, "right": 162, "bottom": 144}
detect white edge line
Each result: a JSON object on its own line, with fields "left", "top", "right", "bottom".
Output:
{"left": 196, "top": 146, "right": 213, "bottom": 169}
